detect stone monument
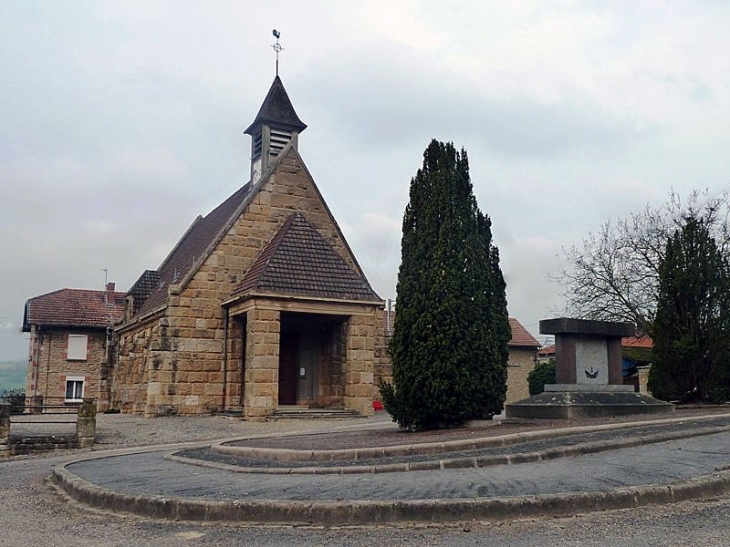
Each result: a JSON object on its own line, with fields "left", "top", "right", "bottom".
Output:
{"left": 506, "top": 318, "right": 673, "bottom": 419}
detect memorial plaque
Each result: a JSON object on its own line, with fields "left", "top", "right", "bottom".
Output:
{"left": 575, "top": 338, "right": 608, "bottom": 385}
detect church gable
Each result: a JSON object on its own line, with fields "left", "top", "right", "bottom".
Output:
{"left": 176, "top": 144, "right": 380, "bottom": 307}
{"left": 252, "top": 145, "right": 371, "bottom": 278}
{"left": 124, "top": 141, "right": 376, "bottom": 327}
{"left": 233, "top": 212, "right": 380, "bottom": 302}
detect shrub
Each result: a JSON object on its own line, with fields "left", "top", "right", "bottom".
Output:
{"left": 528, "top": 360, "right": 556, "bottom": 396}
{"left": 381, "top": 140, "right": 509, "bottom": 430}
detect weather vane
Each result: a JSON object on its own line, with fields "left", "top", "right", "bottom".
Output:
{"left": 272, "top": 29, "right": 283, "bottom": 76}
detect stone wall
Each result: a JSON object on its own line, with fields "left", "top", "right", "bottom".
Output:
{"left": 373, "top": 314, "right": 392, "bottom": 404}
{"left": 24, "top": 327, "right": 109, "bottom": 409}
{"left": 243, "top": 309, "right": 280, "bottom": 420}
{"left": 344, "top": 312, "right": 378, "bottom": 416}
{"left": 113, "top": 321, "right": 156, "bottom": 414}
{"left": 222, "top": 317, "right": 245, "bottom": 412}
{"left": 505, "top": 347, "right": 537, "bottom": 404}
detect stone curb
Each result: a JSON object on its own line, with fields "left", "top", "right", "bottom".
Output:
{"left": 163, "top": 423, "right": 730, "bottom": 475}
{"left": 211, "top": 412, "right": 730, "bottom": 463}
{"left": 50, "top": 463, "right": 730, "bottom": 525}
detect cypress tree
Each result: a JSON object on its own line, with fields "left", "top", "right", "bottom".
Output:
{"left": 380, "top": 140, "right": 510, "bottom": 430}
{"left": 648, "top": 217, "right": 730, "bottom": 402}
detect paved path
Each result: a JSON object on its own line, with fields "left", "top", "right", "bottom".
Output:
{"left": 64, "top": 431, "right": 730, "bottom": 502}
{"left": 48, "top": 414, "right": 730, "bottom": 524}
{"left": 9, "top": 413, "right": 730, "bottom": 545}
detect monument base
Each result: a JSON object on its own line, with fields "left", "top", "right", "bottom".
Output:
{"left": 544, "top": 384, "right": 634, "bottom": 393}
{"left": 505, "top": 390, "right": 674, "bottom": 420}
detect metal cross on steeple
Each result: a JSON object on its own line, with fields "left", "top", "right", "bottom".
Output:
{"left": 272, "top": 29, "right": 283, "bottom": 76}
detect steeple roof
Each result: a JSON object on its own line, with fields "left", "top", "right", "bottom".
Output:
{"left": 232, "top": 212, "right": 381, "bottom": 302}
{"left": 244, "top": 76, "right": 307, "bottom": 135}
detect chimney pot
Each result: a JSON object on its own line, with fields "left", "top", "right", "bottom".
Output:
{"left": 105, "top": 282, "right": 115, "bottom": 306}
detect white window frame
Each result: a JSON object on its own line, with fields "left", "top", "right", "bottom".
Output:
{"left": 65, "top": 375, "right": 85, "bottom": 403}
{"left": 67, "top": 334, "right": 88, "bottom": 361}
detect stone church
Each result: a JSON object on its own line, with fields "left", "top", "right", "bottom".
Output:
{"left": 113, "top": 76, "right": 389, "bottom": 418}
{"left": 22, "top": 75, "right": 542, "bottom": 419}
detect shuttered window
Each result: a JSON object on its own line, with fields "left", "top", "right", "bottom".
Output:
{"left": 67, "top": 334, "right": 88, "bottom": 360}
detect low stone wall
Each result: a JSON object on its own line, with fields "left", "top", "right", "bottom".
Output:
{"left": 5, "top": 435, "right": 80, "bottom": 456}
{"left": 1, "top": 398, "right": 96, "bottom": 456}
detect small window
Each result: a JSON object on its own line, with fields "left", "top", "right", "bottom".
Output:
{"left": 65, "top": 376, "right": 85, "bottom": 402}
{"left": 67, "top": 334, "right": 88, "bottom": 360}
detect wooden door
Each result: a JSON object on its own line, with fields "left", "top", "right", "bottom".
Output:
{"left": 278, "top": 333, "right": 298, "bottom": 405}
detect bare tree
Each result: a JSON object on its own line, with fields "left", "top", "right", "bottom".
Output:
{"left": 554, "top": 190, "right": 730, "bottom": 336}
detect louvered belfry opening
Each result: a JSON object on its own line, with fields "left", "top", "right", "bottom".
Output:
{"left": 252, "top": 132, "right": 263, "bottom": 158}
{"left": 269, "top": 128, "right": 292, "bottom": 158}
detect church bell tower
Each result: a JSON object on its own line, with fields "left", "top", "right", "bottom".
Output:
{"left": 244, "top": 76, "right": 307, "bottom": 183}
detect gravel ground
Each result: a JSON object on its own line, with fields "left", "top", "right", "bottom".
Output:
{"left": 8, "top": 406, "right": 729, "bottom": 450}
{"left": 4, "top": 410, "right": 730, "bottom": 546}
{"left": 7, "top": 411, "right": 393, "bottom": 450}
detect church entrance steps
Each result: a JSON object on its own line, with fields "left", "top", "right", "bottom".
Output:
{"left": 267, "top": 406, "right": 363, "bottom": 420}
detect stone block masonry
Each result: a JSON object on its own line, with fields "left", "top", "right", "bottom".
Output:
{"left": 344, "top": 314, "right": 376, "bottom": 416}
{"left": 244, "top": 309, "right": 280, "bottom": 420}
{"left": 112, "top": 147, "right": 388, "bottom": 417}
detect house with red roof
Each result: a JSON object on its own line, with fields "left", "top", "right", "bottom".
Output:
{"left": 111, "top": 76, "right": 387, "bottom": 418}
{"left": 505, "top": 318, "right": 541, "bottom": 404}
{"left": 22, "top": 283, "right": 125, "bottom": 408}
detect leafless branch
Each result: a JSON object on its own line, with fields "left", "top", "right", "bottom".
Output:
{"left": 551, "top": 189, "right": 730, "bottom": 335}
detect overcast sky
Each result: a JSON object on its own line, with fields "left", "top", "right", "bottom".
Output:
{"left": 2, "top": 1, "right": 729, "bottom": 360}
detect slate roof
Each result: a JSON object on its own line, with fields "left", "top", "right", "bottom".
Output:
{"left": 244, "top": 76, "right": 307, "bottom": 135}
{"left": 508, "top": 318, "right": 540, "bottom": 348}
{"left": 233, "top": 212, "right": 381, "bottom": 302}
{"left": 135, "top": 182, "right": 251, "bottom": 317}
{"left": 23, "top": 288, "right": 125, "bottom": 331}
{"left": 127, "top": 270, "right": 161, "bottom": 315}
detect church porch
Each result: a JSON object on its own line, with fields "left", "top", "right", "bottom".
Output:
{"left": 226, "top": 298, "right": 378, "bottom": 420}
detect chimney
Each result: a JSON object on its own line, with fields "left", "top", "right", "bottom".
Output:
{"left": 105, "top": 282, "right": 115, "bottom": 306}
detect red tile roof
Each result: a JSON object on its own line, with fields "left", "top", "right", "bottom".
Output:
{"left": 622, "top": 335, "right": 653, "bottom": 349}
{"left": 508, "top": 318, "right": 540, "bottom": 348}
{"left": 537, "top": 345, "right": 555, "bottom": 357}
{"left": 23, "top": 288, "right": 125, "bottom": 331}
{"left": 535, "top": 337, "right": 652, "bottom": 356}
{"left": 233, "top": 213, "right": 381, "bottom": 302}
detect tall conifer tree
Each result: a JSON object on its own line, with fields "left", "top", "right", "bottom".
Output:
{"left": 380, "top": 140, "right": 510, "bottom": 430}
{"left": 649, "top": 217, "right": 730, "bottom": 402}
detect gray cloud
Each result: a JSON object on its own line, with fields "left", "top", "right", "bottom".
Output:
{"left": 1, "top": 1, "right": 730, "bottom": 361}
